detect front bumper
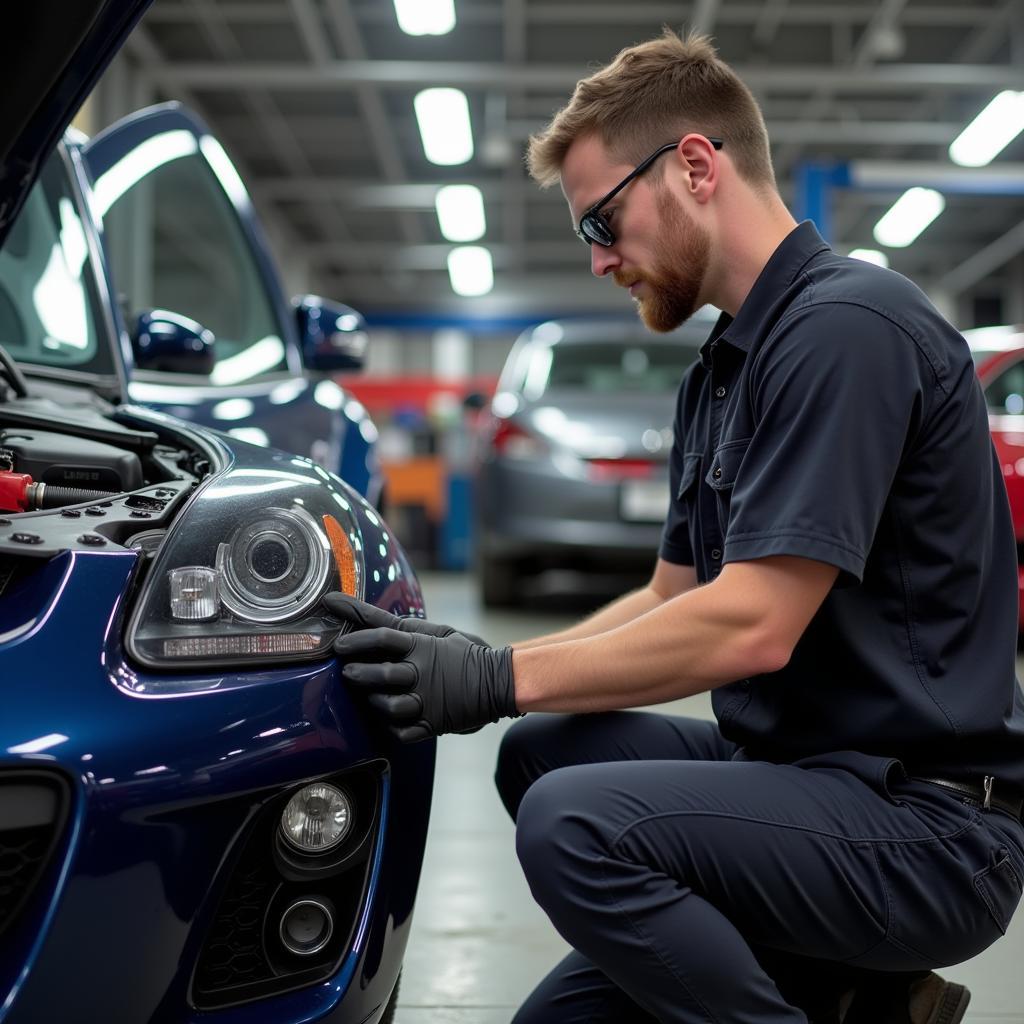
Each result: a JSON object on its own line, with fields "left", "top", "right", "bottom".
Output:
{"left": 0, "top": 551, "right": 434, "bottom": 1024}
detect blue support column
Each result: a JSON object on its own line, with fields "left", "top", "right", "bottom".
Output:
{"left": 793, "top": 162, "right": 851, "bottom": 244}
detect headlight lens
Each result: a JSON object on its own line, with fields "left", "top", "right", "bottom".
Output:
{"left": 216, "top": 506, "right": 330, "bottom": 624}
{"left": 125, "top": 460, "right": 364, "bottom": 668}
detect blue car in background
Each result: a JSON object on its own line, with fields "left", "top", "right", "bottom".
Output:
{"left": 0, "top": 4, "right": 431, "bottom": 1022}
{"left": 73, "top": 101, "right": 384, "bottom": 508}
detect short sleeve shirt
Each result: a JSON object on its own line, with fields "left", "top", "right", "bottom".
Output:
{"left": 660, "top": 221, "right": 1024, "bottom": 786}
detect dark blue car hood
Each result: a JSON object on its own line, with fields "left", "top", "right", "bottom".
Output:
{"left": 0, "top": 1, "right": 152, "bottom": 247}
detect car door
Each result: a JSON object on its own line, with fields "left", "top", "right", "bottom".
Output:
{"left": 80, "top": 103, "right": 380, "bottom": 502}
{"left": 979, "top": 349, "right": 1024, "bottom": 541}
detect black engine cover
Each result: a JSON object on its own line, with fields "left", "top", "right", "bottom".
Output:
{"left": 0, "top": 429, "right": 143, "bottom": 491}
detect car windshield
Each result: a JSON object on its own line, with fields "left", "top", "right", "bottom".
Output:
{"left": 0, "top": 149, "right": 114, "bottom": 376}
{"left": 529, "top": 341, "right": 699, "bottom": 396}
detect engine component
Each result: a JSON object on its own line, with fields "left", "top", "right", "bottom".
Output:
{"left": 0, "top": 429, "right": 143, "bottom": 492}
{"left": 0, "top": 470, "right": 112, "bottom": 513}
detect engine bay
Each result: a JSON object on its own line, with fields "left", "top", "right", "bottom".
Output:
{"left": 0, "top": 395, "right": 212, "bottom": 560}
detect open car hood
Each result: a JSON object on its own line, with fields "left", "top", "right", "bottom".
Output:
{"left": 0, "top": 2, "right": 152, "bottom": 248}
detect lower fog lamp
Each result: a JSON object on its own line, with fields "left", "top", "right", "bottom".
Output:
{"left": 279, "top": 897, "right": 335, "bottom": 956}
{"left": 280, "top": 782, "right": 352, "bottom": 854}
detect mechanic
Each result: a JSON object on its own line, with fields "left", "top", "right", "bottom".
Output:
{"left": 325, "top": 29, "right": 1024, "bottom": 1024}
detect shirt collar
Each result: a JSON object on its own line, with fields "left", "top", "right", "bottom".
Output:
{"left": 699, "top": 220, "right": 831, "bottom": 367}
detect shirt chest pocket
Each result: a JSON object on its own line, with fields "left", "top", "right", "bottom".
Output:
{"left": 706, "top": 438, "right": 751, "bottom": 532}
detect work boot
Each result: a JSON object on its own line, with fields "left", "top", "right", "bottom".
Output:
{"left": 840, "top": 971, "right": 971, "bottom": 1024}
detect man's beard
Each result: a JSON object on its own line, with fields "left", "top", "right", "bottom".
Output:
{"left": 614, "top": 188, "right": 711, "bottom": 333}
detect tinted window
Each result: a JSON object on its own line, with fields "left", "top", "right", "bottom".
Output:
{"left": 985, "top": 359, "right": 1024, "bottom": 415}
{"left": 0, "top": 151, "right": 111, "bottom": 374}
{"left": 531, "top": 341, "right": 698, "bottom": 396}
{"left": 98, "top": 133, "right": 286, "bottom": 382}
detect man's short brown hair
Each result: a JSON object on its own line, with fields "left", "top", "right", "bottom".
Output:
{"left": 527, "top": 29, "right": 776, "bottom": 193}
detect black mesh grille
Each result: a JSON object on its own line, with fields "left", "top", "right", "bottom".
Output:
{"left": 0, "top": 773, "right": 68, "bottom": 942}
{"left": 197, "top": 856, "right": 277, "bottom": 991}
{"left": 0, "top": 826, "right": 54, "bottom": 932}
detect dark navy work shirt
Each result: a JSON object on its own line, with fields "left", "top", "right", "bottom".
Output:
{"left": 660, "top": 221, "right": 1024, "bottom": 787}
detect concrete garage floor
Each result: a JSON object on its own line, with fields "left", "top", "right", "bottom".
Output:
{"left": 395, "top": 572, "right": 1024, "bottom": 1023}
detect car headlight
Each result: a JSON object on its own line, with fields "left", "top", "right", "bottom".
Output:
{"left": 126, "top": 460, "right": 363, "bottom": 668}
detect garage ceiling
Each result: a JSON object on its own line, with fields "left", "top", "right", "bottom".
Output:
{"left": 120, "top": 0, "right": 1024, "bottom": 324}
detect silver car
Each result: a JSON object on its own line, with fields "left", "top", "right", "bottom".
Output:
{"left": 475, "top": 312, "right": 716, "bottom": 606}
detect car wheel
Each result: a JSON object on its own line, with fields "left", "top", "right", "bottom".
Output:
{"left": 379, "top": 971, "right": 401, "bottom": 1024}
{"left": 479, "top": 555, "right": 520, "bottom": 608}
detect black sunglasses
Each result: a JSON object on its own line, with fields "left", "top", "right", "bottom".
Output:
{"left": 575, "top": 137, "right": 724, "bottom": 247}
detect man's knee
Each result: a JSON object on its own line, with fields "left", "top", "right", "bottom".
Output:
{"left": 514, "top": 767, "right": 604, "bottom": 910}
{"left": 494, "top": 713, "right": 580, "bottom": 822}
{"left": 494, "top": 716, "right": 542, "bottom": 821}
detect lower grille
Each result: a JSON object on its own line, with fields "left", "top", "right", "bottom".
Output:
{"left": 0, "top": 773, "right": 68, "bottom": 941}
{"left": 192, "top": 765, "right": 382, "bottom": 1010}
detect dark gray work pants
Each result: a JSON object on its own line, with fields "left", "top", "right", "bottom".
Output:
{"left": 494, "top": 712, "right": 1024, "bottom": 1024}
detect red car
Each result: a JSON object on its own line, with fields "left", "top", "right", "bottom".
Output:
{"left": 964, "top": 325, "right": 1024, "bottom": 630}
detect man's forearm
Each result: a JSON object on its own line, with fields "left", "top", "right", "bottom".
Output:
{"left": 513, "top": 584, "right": 666, "bottom": 650}
{"left": 512, "top": 574, "right": 781, "bottom": 712}
{"left": 510, "top": 557, "right": 838, "bottom": 714}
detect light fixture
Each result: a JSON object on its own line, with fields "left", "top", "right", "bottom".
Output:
{"left": 848, "top": 248, "right": 889, "bottom": 268}
{"left": 872, "top": 188, "right": 945, "bottom": 248}
{"left": 393, "top": 0, "right": 455, "bottom": 35}
{"left": 949, "top": 91, "right": 1024, "bottom": 168}
{"left": 280, "top": 782, "right": 352, "bottom": 853}
{"left": 414, "top": 89, "right": 473, "bottom": 165}
{"left": 447, "top": 246, "right": 493, "bottom": 296}
{"left": 435, "top": 185, "right": 486, "bottom": 241}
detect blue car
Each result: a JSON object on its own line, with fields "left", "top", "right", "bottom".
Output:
{"left": 75, "top": 101, "right": 384, "bottom": 509}
{"left": 0, "top": 5, "right": 433, "bottom": 1023}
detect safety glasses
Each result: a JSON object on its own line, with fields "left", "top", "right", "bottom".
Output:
{"left": 575, "top": 137, "right": 723, "bottom": 247}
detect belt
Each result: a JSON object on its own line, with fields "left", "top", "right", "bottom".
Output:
{"left": 910, "top": 775, "right": 1024, "bottom": 821}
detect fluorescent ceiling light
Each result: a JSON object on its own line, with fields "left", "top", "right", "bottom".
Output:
{"left": 436, "top": 185, "right": 486, "bottom": 241}
{"left": 848, "top": 248, "right": 889, "bottom": 268}
{"left": 949, "top": 91, "right": 1024, "bottom": 167}
{"left": 872, "top": 188, "right": 945, "bottom": 248}
{"left": 415, "top": 89, "right": 473, "bottom": 165}
{"left": 447, "top": 246, "right": 493, "bottom": 296}
{"left": 394, "top": 0, "right": 455, "bottom": 35}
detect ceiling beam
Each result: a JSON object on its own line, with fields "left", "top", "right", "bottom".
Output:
{"left": 141, "top": 3, "right": 1006, "bottom": 28}
{"left": 849, "top": 162, "right": 1024, "bottom": 193}
{"left": 220, "top": 114, "right": 963, "bottom": 147}
{"left": 939, "top": 218, "right": 1024, "bottom": 292}
{"left": 162, "top": 61, "right": 1024, "bottom": 91}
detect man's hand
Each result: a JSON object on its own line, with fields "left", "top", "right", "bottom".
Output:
{"left": 323, "top": 592, "right": 490, "bottom": 647}
{"left": 325, "top": 593, "right": 518, "bottom": 742}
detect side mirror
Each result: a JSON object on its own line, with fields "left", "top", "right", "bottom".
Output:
{"left": 131, "top": 310, "right": 215, "bottom": 375}
{"left": 294, "top": 295, "right": 369, "bottom": 373}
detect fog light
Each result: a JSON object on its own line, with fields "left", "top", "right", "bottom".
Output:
{"left": 279, "top": 897, "right": 334, "bottom": 956}
{"left": 280, "top": 783, "right": 352, "bottom": 853}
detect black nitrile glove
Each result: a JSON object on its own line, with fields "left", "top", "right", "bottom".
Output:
{"left": 330, "top": 612, "right": 519, "bottom": 743}
{"left": 322, "top": 592, "right": 490, "bottom": 648}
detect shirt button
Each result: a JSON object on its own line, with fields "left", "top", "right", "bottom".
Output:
{"left": 711, "top": 548, "right": 722, "bottom": 560}
{"left": 713, "top": 467, "right": 723, "bottom": 479}
{"left": 715, "top": 386, "right": 727, "bottom": 398}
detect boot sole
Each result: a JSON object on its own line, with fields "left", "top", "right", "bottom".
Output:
{"left": 927, "top": 983, "right": 970, "bottom": 1024}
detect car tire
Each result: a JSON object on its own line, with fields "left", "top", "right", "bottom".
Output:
{"left": 479, "top": 555, "right": 520, "bottom": 608}
{"left": 379, "top": 971, "right": 401, "bottom": 1024}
